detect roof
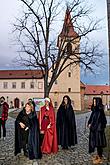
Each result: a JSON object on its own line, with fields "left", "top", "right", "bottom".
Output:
{"left": 59, "top": 8, "right": 78, "bottom": 38}
{"left": 0, "top": 70, "right": 43, "bottom": 79}
{"left": 80, "top": 81, "right": 86, "bottom": 88}
{"left": 85, "top": 85, "right": 110, "bottom": 95}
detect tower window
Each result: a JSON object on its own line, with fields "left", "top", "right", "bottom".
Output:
{"left": 67, "top": 42, "right": 72, "bottom": 54}
{"left": 68, "top": 72, "right": 71, "bottom": 77}
{"left": 68, "top": 88, "right": 71, "bottom": 92}
{"left": 55, "top": 80, "right": 58, "bottom": 84}
{"left": 54, "top": 101, "right": 58, "bottom": 108}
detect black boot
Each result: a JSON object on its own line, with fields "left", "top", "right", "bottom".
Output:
{"left": 24, "top": 150, "right": 28, "bottom": 157}
{"left": 23, "top": 146, "right": 28, "bottom": 157}
{"left": 62, "top": 146, "right": 68, "bottom": 149}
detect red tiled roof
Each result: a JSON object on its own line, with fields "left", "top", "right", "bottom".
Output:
{"left": 85, "top": 85, "right": 110, "bottom": 95}
{"left": 80, "top": 81, "right": 86, "bottom": 88}
{"left": 0, "top": 70, "right": 43, "bottom": 79}
{"left": 59, "top": 8, "right": 78, "bottom": 38}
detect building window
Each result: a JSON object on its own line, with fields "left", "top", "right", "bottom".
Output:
{"left": 30, "top": 82, "right": 34, "bottom": 89}
{"left": 67, "top": 42, "right": 72, "bottom": 54}
{"left": 3, "top": 82, "right": 8, "bottom": 89}
{"left": 12, "top": 82, "right": 16, "bottom": 89}
{"left": 38, "top": 82, "right": 43, "bottom": 89}
{"left": 68, "top": 72, "right": 71, "bottom": 77}
{"left": 55, "top": 80, "right": 58, "bottom": 84}
{"left": 68, "top": 88, "right": 71, "bottom": 92}
{"left": 21, "top": 82, "right": 25, "bottom": 89}
{"left": 54, "top": 101, "right": 58, "bottom": 108}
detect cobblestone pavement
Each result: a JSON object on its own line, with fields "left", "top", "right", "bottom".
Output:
{"left": 0, "top": 111, "right": 109, "bottom": 165}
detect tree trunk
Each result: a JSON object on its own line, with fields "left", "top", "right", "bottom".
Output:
{"left": 44, "top": 87, "right": 50, "bottom": 97}
{"left": 44, "top": 75, "right": 50, "bottom": 97}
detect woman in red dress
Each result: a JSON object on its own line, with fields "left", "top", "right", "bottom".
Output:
{"left": 38, "top": 97, "right": 58, "bottom": 154}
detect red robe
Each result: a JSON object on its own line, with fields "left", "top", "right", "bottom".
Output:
{"left": 38, "top": 105, "right": 58, "bottom": 154}
{"left": 1, "top": 102, "right": 9, "bottom": 121}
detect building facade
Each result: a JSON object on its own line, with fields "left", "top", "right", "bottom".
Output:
{"left": 0, "top": 69, "right": 81, "bottom": 110}
{"left": 0, "top": 9, "right": 81, "bottom": 110}
{"left": 81, "top": 84, "right": 110, "bottom": 110}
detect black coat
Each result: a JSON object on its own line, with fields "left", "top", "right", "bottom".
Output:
{"left": 56, "top": 104, "right": 77, "bottom": 147}
{"left": 15, "top": 109, "right": 42, "bottom": 159}
{"left": 88, "top": 105, "right": 107, "bottom": 153}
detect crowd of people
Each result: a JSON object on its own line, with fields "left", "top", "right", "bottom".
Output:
{"left": 0, "top": 95, "right": 107, "bottom": 164}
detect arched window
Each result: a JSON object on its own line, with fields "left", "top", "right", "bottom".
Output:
{"left": 67, "top": 42, "right": 72, "bottom": 54}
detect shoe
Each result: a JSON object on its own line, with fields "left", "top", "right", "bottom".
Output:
{"left": 91, "top": 155, "right": 99, "bottom": 161}
{"left": 62, "top": 146, "right": 68, "bottom": 150}
{"left": 93, "top": 156, "right": 103, "bottom": 164}
{"left": 24, "top": 151, "right": 28, "bottom": 157}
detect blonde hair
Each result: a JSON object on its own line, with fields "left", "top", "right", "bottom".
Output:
{"left": 25, "top": 102, "right": 34, "bottom": 112}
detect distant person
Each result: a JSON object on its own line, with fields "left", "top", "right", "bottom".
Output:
{"left": 28, "top": 98, "right": 36, "bottom": 111}
{"left": 15, "top": 102, "right": 42, "bottom": 160}
{"left": 87, "top": 97, "right": 107, "bottom": 164}
{"left": 56, "top": 95, "right": 77, "bottom": 149}
{"left": 38, "top": 97, "right": 58, "bottom": 154}
{"left": 0, "top": 96, "right": 9, "bottom": 140}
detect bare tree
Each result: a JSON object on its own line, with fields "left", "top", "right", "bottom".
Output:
{"left": 13, "top": 0, "right": 103, "bottom": 97}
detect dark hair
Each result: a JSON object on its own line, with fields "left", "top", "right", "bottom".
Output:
{"left": 28, "top": 98, "right": 32, "bottom": 101}
{"left": 0, "top": 96, "right": 5, "bottom": 100}
{"left": 93, "top": 97, "right": 103, "bottom": 107}
{"left": 62, "top": 95, "right": 71, "bottom": 105}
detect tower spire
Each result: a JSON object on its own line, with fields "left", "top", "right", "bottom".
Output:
{"left": 59, "top": 7, "right": 78, "bottom": 38}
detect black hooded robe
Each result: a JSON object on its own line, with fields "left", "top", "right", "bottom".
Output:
{"left": 88, "top": 104, "right": 107, "bottom": 153}
{"left": 56, "top": 104, "right": 77, "bottom": 148}
{"left": 15, "top": 109, "right": 42, "bottom": 159}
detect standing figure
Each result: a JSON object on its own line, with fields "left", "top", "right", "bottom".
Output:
{"left": 56, "top": 95, "right": 77, "bottom": 149}
{"left": 38, "top": 97, "right": 58, "bottom": 154}
{"left": 87, "top": 97, "right": 107, "bottom": 164}
{"left": 15, "top": 102, "right": 42, "bottom": 160}
{"left": 0, "top": 96, "right": 9, "bottom": 140}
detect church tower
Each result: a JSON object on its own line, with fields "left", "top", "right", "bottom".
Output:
{"left": 57, "top": 7, "right": 79, "bottom": 46}
{"left": 50, "top": 8, "right": 81, "bottom": 110}
{"left": 57, "top": 8, "right": 81, "bottom": 110}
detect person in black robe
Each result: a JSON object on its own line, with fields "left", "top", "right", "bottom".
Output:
{"left": 15, "top": 102, "right": 42, "bottom": 160}
{"left": 87, "top": 97, "right": 107, "bottom": 164}
{"left": 56, "top": 95, "right": 77, "bottom": 149}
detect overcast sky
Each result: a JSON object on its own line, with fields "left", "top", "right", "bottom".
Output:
{"left": 0, "top": 0, "right": 109, "bottom": 85}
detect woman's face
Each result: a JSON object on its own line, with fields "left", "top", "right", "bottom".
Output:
{"left": 64, "top": 97, "right": 68, "bottom": 105}
{"left": 93, "top": 99, "right": 96, "bottom": 106}
{"left": 25, "top": 104, "right": 31, "bottom": 114}
{"left": 45, "top": 100, "right": 49, "bottom": 107}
